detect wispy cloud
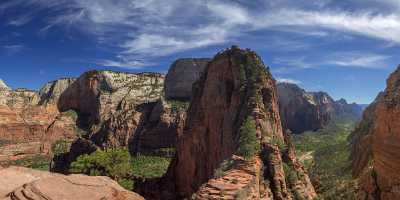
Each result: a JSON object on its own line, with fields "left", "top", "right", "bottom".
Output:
{"left": 1, "top": 0, "right": 399, "bottom": 68}
{"left": 327, "top": 53, "right": 390, "bottom": 68}
{"left": 276, "top": 77, "right": 302, "bottom": 84}
{"left": 1, "top": 45, "right": 25, "bottom": 55}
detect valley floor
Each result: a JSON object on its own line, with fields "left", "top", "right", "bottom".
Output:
{"left": 293, "top": 117, "right": 359, "bottom": 200}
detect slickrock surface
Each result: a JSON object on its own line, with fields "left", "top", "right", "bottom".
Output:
{"left": 165, "top": 58, "right": 210, "bottom": 100}
{"left": 137, "top": 47, "right": 316, "bottom": 200}
{"left": 278, "top": 82, "right": 363, "bottom": 134}
{"left": 0, "top": 166, "right": 144, "bottom": 200}
{"left": 350, "top": 65, "right": 400, "bottom": 200}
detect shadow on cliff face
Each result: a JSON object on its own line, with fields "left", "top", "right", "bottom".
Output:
{"left": 134, "top": 46, "right": 316, "bottom": 200}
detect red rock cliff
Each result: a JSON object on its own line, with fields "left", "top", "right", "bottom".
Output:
{"left": 158, "top": 47, "right": 316, "bottom": 200}
{"left": 350, "top": 65, "right": 400, "bottom": 200}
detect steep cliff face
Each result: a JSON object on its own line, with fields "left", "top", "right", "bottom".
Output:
{"left": 350, "top": 65, "right": 400, "bottom": 200}
{"left": 51, "top": 70, "right": 186, "bottom": 172}
{"left": 277, "top": 83, "right": 335, "bottom": 133}
{"left": 38, "top": 78, "right": 76, "bottom": 105}
{"left": 0, "top": 79, "right": 78, "bottom": 158}
{"left": 278, "top": 83, "right": 363, "bottom": 134}
{"left": 57, "top": 70, "right": 164, "bottom": 147}
{"left": 150, "top": 47, "right": 316, "bottom": 200}
{"left": 164, "top": 58, "right": 210, "bottom": 100}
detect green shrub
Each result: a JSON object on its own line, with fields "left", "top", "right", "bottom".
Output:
{"left": 237, "top": 116, "right": 260, "bottom": 160}
{"left": 70, "top": 149, "right": 171, "bottom": 190}
{"left": 70, "top": 149, "right": 133, "bottom": 180}
{"left": 131, "top": 155, "right": 171, "bottom": 178}
{"left": 51, "top": 139, "right": 69, "bottom": 156}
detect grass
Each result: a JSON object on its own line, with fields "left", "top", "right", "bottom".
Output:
{"left": 293, "top": 118, "right": 359, "bottom": 200}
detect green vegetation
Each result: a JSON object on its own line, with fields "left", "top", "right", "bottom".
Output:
{"left": 167, "top": 100, "right": 190, "bottom": 113}
{"left": 130, "top": 155, "right": 171, "bottom": 178}
{"left": 283, "top": 162, "right": 299, "bottom": 184}
{"left": 293, "top": 118, "right": 359, "bottom": 200}
{"left": 70, "top": 149, "right": 171, "bottom": 190}
{"left": 237, "top": 116, "right": 260, "bottom": 160}
{"left": 51, "top": 139, "right": 70, "bottom": 156}
{"left": 1, "top": 155, "right": 50, "bottom": 171}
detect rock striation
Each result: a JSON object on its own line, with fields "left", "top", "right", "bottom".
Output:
{"left": 51, "top": 70, "right": 186, "bottom": 172}
{"left": 277, "top": 82, "right": 363, "bottom": 134}
{"left": 165, "top": 58, "right": 210, "bottom": 100}
{"left": 0, "top": 78, "right": 78, "bottom": 160}
{"left": 0, "top": 166, "right": 144, "bottom": 200}
{"left": 350, "top": 65, "right": 400, "bottom": 200}
{"left": 137, "top": 47, "right": 316, "bottom": 200}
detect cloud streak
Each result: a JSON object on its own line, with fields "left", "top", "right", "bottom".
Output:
{"left": 1, "top": 0, "right": 399, "bottom": 68}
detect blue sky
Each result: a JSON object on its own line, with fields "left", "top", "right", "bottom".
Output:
{"left": 0, "top": 0, "right": 399, "bottom": 104}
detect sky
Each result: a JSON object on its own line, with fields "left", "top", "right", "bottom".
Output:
{"left": 0, "top": 0, "right": 399, "bottom": 104}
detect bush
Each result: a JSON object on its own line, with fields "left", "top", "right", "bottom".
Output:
{"left": 237, "top": 116, "right": 260, "bottom": 160}
{"left": 51, "top": 139, "right": 69, "bottom": 156}
{"left": 70, "top": 149, "right": 133, "bottom": 180}
{"left": 70, "top": 149, "right": 171, "bottom": 190}
{"left": 131, "top": 155, "right": 171, "bottom": 178}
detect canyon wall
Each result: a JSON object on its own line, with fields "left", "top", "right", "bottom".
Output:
{"left": 350, "top": 65, "right": 400, "bottom": 200}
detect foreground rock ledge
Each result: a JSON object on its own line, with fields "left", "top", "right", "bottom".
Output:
{"left": 0, "top": 166, "right": 144, "bottom": 200}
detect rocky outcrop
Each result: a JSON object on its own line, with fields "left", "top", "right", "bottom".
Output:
{"left": 350, "top": 65, "right": 400, "bottom": 200}
{"left": 51, "top": 71, "right": 186, "bottom": 172}
{"left": 165, "top": 58, "right": 210, "bottom": 100}
{"left": 137, "top": 47, "right": 316, "bottom": 200}
{"left": 277, "top": 82, "right": 364, "bottom": 134}
{"left": 0, "top": 78, "right": 78, "bottom": 161}
{"left": 0, "top": 166, "right": 144, "bottom": 200}
{"left": 38, "top": 78, "right": 76, "bottom": 105}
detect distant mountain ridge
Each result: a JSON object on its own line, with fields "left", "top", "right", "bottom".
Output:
{"left": 277, "top": 82, "right": 365, "bottom": 134}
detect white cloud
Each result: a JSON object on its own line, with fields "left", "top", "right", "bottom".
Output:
{"left": 1, "top": 0, "right": 399, "bottom": 68}
{"left": 327, "top": 53, "right": 390, "bottom": 68}
{"left": 276, "top": 78, "right": 302, "bottom": 84}
{"left": 1, "top": 45, "right": 25, "bottom": 55}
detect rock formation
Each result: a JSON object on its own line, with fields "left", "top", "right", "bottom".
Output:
{"left": 0, "top": 78, "right": 78, "bottom": 161}
{"left": 350, "top": 65, "right": 400, "bottom": 200}
{"left": 137, "top": 47, "right": 316, "bottom": 200}
{"left": 51, "top": 70, "right": 187, "bottom": 172}
{"left": 164, "top": 58, "right": 210, "bottom": 100}
{"left": 0, "top": 166, "right": 144, "bottom": 200}
{"left": 277, "top": 82, "right": 363, "bottom": 134}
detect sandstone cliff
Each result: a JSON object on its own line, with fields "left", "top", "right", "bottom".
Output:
{"left": 0, "top": 166, "right": 144, "bottom": 200}
{"left": 350, "top": 65, "right": 400, "bottom": 200}
{"left": 278, "top": 82, "right": 363, "bottom": 134}
{"left": 0, "top": 78, "right": 78, "bottom": 160}
{"left": 165, "top": 58, "right": 210, "bottom": 100}
{"left": 51, "top": 70, "right": 186, "bottom": 172}
{"left": 137, "top": 47, "right": 316, "bottom": 200}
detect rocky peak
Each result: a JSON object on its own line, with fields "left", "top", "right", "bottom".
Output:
{"left": 38, "top": 78, "right": 76, "bottom": 105}
{"left": 277, "top": 82, "right": 363, "bottom": 134}
{"left": 155, "top": 47, "right": 316, "bottom": 199}
{"left": 165, "top": 58, "right": 210, "bottom": 100}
